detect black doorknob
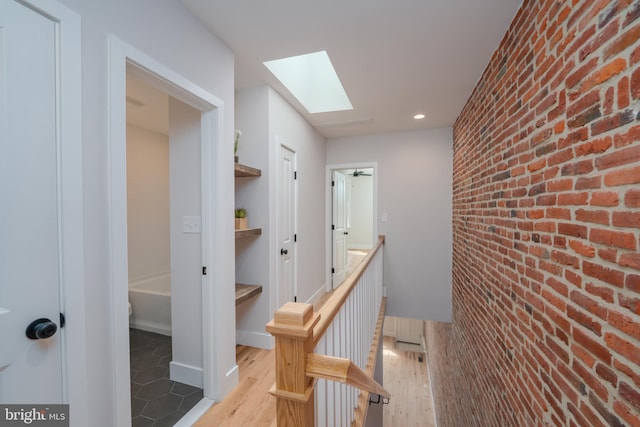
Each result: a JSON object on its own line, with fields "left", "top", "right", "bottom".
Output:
{"left": 26, "top": 318, "right": 58, "bottom": 340}
{"left": 280, "top": 248, "right": 288, "bottom": 255}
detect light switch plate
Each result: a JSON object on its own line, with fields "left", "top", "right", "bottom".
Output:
{"left": 183, "top": 216, "right": 201, "bottom": 233}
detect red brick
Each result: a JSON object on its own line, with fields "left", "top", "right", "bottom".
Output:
{"left": 627, "top": 274, "right": 640, "bottom": 293}
{"left": 613, "top": 399, "right": 640, "bottom": 427}
{"left": 604, "top": 23, "right": 640, "bottom": 60}
{"left": 590, "top": 191, "right": 620, "bottom": 207}
{"left": 573, "top": 327, "right": 612, "bottom": 365}
{"left": 569, "top": 239, "right": 596, "bottom": 257}
{"left": 575, "top": 136, "right": 613, "bottom": 157}
{"left": 597, "top": 144, "right": 640, "bottom": 170}
{"left": 605, "top": 332, "right": 640, "bottom": 365}
{"left": 575, "top": 176, "right": 601, "bottom": 191}
{"left": 571, "top": 289, "right": 608, "bottom": 320}
{"left": 581, "top": 58, "right": 628, "bottom": 93}
{"left": 608, "top": 310, "right": 640, "bottom": 341}
{"left": 585, "top": 282, "right": 614, "bottom": 303}
{"left": 613, "top": 211, "right": 640, "bottom": 228}
{"left": 626, "top": 189, "right": 640, "bottom": 207}
{"left": 615, "top": 359, "right": 640, "bottom": 389}
{"left": 620, "top": 253, "right": 640, "bottom": 270}
{"left": 574, "top": 360, "right": 608, "bottom": 400}
{"left": 619, "top": 293, "right": 640, "bottom": 315}
{"left": 582, "top": 260, "right": 625, "bottom": 287}
{"left": 559, "top": 223, "right": 588, "bottom": 238}
{"left": 619, "top": 77, "right": 631, "bottom": 109}
{"left": 632, "top": 66, "right": 640, "bottom": 99}
{"left": 595, "top": 363, "right": 617, "bottom": 387}
{"left": 575, "top": 209, "right": 609, "bottom": 225}
{"left": 590, "top": 228, "right": 637, "bottom": 250}
{"left": 605, "top": 166, "right": 640, "bottom": 186}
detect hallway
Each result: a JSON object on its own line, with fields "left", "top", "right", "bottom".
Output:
{"left": 193, "top": 337, "right": 435, "bottom": 425}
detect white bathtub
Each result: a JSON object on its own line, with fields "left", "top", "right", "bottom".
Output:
{"left": 129, "top": 273, "right": 172, "bottom": 336}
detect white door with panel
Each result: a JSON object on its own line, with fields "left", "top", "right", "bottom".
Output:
{"left": 0, "top": 0, "right": 65, "bottom": 403}
{"left": 332, "top": 170, "right": 348, "bottom": 288}
{"left": 278, "top": 145, "right": 297, "bottom": 306}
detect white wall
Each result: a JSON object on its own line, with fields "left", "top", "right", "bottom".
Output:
{"left": 269, "top": 88, "right": 327, "bottom": 304}
{"left": 234, "top": 86, "right": 327, "bottom": 348}
{"left": 126, "top": 125, "right": 170, "bottom": 282}
{"left": 169, "top": 98, "right": 203, "bottom": 386}
{"left": 327, "top": 128, "right": 453, "bottom": 321}
{"left": 55, "top": 0, "right": 236, "bottom": 423}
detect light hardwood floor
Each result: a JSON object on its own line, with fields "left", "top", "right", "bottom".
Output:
{"left": 193, "top": 345, "right": 276, "bottom": 427}
{"left": 382, "top": 336, "right": 436, "bottom": 427}
{"left": 194, "top": 337, "right": 436, "bottom": 426}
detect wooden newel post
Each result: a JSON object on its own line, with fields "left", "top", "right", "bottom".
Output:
{"left": 266, "top": 302, "right": 320, "bottom": 426}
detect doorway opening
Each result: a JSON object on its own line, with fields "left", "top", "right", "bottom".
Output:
{"left": 109, "top": 36, "right": 236, "bottom": 427}
{"left": 126, "top": 73, "right": 204, "bottom": 424}
{"left": 327, "top": 164, "right": 377, "bottom": 289}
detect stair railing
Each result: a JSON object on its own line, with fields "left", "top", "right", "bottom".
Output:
{"left": 266, "top": 236, "right": 388, "bottom": 426}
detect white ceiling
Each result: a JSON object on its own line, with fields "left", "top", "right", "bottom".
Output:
{"left": 180, "top": 0, "right": 523, "bottom": 139}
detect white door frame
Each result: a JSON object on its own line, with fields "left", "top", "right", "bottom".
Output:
{"left": 325, "top": 162, "right": 378, "bottom": 292}
{"left": 10, "top": 0, "right": 88, "bottom": 423}
{"left": 108, "top": 37, "right": 235, "bottom": 426}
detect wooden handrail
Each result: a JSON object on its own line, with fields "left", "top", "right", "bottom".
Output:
{"left": 306, "top": 353, "right": 390, "bottom": 398}
{"left": 312, "top": 235, "right": 385, "bottom": 347}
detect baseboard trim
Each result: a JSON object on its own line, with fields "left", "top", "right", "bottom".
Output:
{"left": 236, "top": 330, "right": 274, "bottom": 350}
{"left": 129, "top": 321, "right": 171, "bottom": 336}
{"left": 170, "top": 361, "right": 203, "bottom": 388}
{"left": 174, "top": 397, "right": 215, "bottom": 427}
{"left": 306, "top": 283, "right": 328, "bottom": 306}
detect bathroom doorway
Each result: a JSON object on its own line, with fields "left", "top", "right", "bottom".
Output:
{"left": 109, "top": 39, "right": 235, "bottom": 427}
{"left": 126, "top": 72, "right": 205, "bottom": 424}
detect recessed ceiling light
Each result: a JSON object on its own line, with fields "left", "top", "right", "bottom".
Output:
{"left": 414, "top": 114, "right": 425, "bottom": 120}
{"left": 264, "top": 51, "right": 353, "bottom": 114}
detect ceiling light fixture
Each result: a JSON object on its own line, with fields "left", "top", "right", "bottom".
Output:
{"left": 264, "top": 50, "right": 353, "bottom": 114}
{"left": 414, "top": 114, "right": 426, "bottom": 120}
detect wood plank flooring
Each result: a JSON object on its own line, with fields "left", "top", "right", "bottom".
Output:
{"left": 194, "top": 337, "right": 436, "bottom": 426}
{"left": 193, "top": 345, "right": 276, "bottom": 427}
{"left": 382, "top": 336, "right": 436, "bottom": 427}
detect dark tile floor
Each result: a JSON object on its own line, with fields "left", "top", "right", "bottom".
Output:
{"left": 130, "top": 329, "right": 203, "bottom": 427}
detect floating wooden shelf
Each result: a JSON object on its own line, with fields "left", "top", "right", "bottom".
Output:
{"left": 235, "top": 227, "right": 262, "bottom": 239}
{"left": 235, "top": 162, "right": 261, "bottom": 178}
{"left": 235, "top": 283, "right": 262, "bottom": 305}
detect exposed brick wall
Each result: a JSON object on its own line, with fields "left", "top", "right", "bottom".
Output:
{"left": 426, "top": 1, "right": 640, "bottom": 426}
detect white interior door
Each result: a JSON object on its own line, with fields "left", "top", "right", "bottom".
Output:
{"left": 278, "top": 145, "right": 296, "bottom": 306}
{"left": 332, "top": 170, "right": 348, "bottom": 287}
{"left": 0, "top": 0, "right": 64, "bottom": 403}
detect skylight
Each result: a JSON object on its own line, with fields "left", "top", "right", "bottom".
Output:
{"left": 264, "top": 51, "right": 353, "bottom": 114}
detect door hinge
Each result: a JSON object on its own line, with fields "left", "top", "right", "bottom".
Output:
{"left": 202, "top": 266, "right": 207, "bottom": 276}
{"left": 60, "top": 313, "right": 65, "bottom": 329}
{"left": 331, "top": 268, "right": 335, "bottom": 274}
{"left": 332, "top": 224, "right": 335, "bottom": 230}
{"left": 294, "top": 234, "right": 297, "bottom": 242}
{"left": 294, "top": 296, "right": 297, "bottom": 303}
{"left": 331, "top": 180, "right": 335, "bottom": 187}
{"left": 294, "top": 171, "right": 297, "bottom": 180}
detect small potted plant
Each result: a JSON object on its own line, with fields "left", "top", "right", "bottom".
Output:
{"left": 235, "top": 208, "right": 248, "bottom": 230}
